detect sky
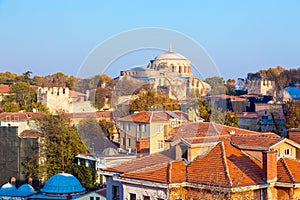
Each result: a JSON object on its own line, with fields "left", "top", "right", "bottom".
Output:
{"left": 0, "top": 0, "right": 300, "bottom": 80}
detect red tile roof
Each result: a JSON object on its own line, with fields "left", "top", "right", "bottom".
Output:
{"left": 187, "top": 141, "right": 264, "bottom": 187}
{"left": 168, "top": 122, "right": 278, "bottom": 142}
{"left": 106, "top": 140, "right": 265, "bottom": 187}
{"left": 230, "top": 134, "right": 282, "bottom": 150}
{"left": 121, "top": 160, "right": 187, "bottom": 184}
{"left": 69, "top": 90, "right": 87, "bottom": 98}
{"left": 103, "top": 146, "right": 177, "bottom": 173}
{"left": 0, "top": 112, "right": 44, "bottom": 121}
{"left": 64, "top": 111, "right": 112, "bottom": 119}
{"left": 0, "top": 85, "right": 10, "bottom": 93}
{"left": 118, "top": 111, "right": 188, "bottom": 123}
{"left": 19, "top": 130, "right": 42, "bottom": 138}
{"left": 277, "top": 158, "right": 300, "bottom": 183}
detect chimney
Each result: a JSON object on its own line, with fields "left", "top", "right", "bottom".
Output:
{"left": 288, "top": 128, "right": 300, "bottom": 144}
{"left": 288, "top": 129, "right": 300, "bottom": 159}
{"left": 262, "top": 151, "right": 277, "bottom": 183}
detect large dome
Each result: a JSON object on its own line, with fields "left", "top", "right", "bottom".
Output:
{"left": 40, "top": 173, "right": 85, "bottom": 194}
{"left": 155, "top": 51, "right": 187, "bottom": 60}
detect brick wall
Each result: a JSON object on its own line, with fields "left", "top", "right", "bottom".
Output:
{"left": 262, "top": 151, "right": 277, "bottom": 183}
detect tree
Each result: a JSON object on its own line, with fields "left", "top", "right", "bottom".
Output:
{"left": 22, "top": 71, "right": 33, "bottom": 84}
{"left": 24, "top": 102, "right": 50, "bottom": 113}
{"left": 226, "top": 79, "right": 236, "bottom": 95}
{"left": 130, "top": 90, "right": 179, "bottom": 112}
{"left": 204, "top": 76, "right": 227, "bottom": 95}
{"left": 2, "top": 102, "right": 20, "bottom": 112}
{"left": 284, "top": 101, "right": 300, "bottom": 129}
{"left": 224, "top": 110, "right": 239, "bottom": 127}
{"left": 10, "top": 82, "right": 36, "bottom": 110}
{"left": 65, "top": 163, "right": 97, "bottom": 190}
{"left": 197, "top": 100, "right": 211, "bottom": 122}
{"left": 94, "top": 87, "right": 111, "bottom": 110}
{"left": 25, "top": 114, "right": 89, "bottom": 181}
{"left": 99, "top": 119, "right": 116, "bottom": 139}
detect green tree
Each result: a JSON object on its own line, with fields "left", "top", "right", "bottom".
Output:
{"left": 224, "top": 110, "right": 239, "bottom": 127}
{"left": 10, "top": 82, "right": 36, "bottom": 110}
{"left": 226, "top": 79, "right": 236, "bottom": 95}
{"left": 24, "top": 102, "right": 50, "bottom": 113}
{"left": 204, "top": 76, "right": 227, "bottom": 95}
{"left": 130, "top": 90, "right": 179, "bottom": 112}
{"left": 26, "top": 114, "right": 89, "bottom": 180}
{"left": 2, "top": 102, "right": 20, "bottom": 112}
{"left": 99, "top": 119, "right": 116, "bottom": 139}
{"left": 65, "top": 163, "right": 97, "bottom": 190}
{"left": 197, "top": 100, "right": 211, "bottom": 122}
{"left": 284, "top": 101, "right": 300, "bottom": 129}
{"left": 94, "top": 87, "right": 110, "bottom": 110}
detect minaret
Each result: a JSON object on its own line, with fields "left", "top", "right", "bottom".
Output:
{"left": 168, "top": 43, "right": 173, "bottom": 52}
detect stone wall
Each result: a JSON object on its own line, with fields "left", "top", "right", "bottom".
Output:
{"left": 0, "top": 127, "right": 39, "bottom": 185}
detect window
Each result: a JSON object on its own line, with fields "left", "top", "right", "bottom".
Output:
{"left": 112, "top": 186, "right": 120, "bottom": 200}
{"left": 122, "top": 123, "right": 125, "bottom": 130}
{"left": 127, "top": 123, "right": 131, "bottom": 131}
{"left": 122, "top": 138, "right": 126, "bottom": 146}
{"left": 157, "top": 124, "right": 163, "bottom": 132}
{"left": 128, "top": 138, "right": 131, "bottom": 147}
{"left": 143, "top": 196, "right": 150, "bottom": 200}
{"left": 129, "top": 193, "right": 136, "bottom": 200}
{"left": 138, "top": 124, "right": 142, "bottom": 132}
{"left": 96, "top": 197, "right": 100, "bottom": 200}
{"left": 90, "top": 197, "right": 94, "bottom": 200}
{"left": 157, "top": 140, "right": 164, "bottom": 150}
{"left": 285, "top": 148, "right": 292, "bottom": 156}
{"left": 144, "top": 124, "right": 147, "bottom": 132}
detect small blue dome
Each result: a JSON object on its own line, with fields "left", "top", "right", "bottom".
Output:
{"left": 40, "top": 173, "right": 85, "bottom": 194}
{"left": 0, "top": 183, "right": 17, "bottom": 196}
{"left": 16, "top": 184, "right": 36, "bottom": 196}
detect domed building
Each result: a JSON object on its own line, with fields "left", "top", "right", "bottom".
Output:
{"left": 0, "top": 182, "right": 36, "bottom": 199}
{"left": 119, "top": 45, "right": 210, "bottom": 100}
{"left": 29, "top": 173, "right": 105, "bottom": 200}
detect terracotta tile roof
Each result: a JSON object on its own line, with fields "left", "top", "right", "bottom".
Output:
{"left": 121, "top": 160, "right": 187, "bottom": 184}
{"left": 64, "top": 111, "right": 112, "bottom": 119}
{"left": 0, "top": 84, "right": 10, "bottom": 93}
{"left": 230, "top": 134, "right": 282, "bottom": 150}
{"left": 187, "top": 141, "right": 264, "bottom": 187}
{"left": 0, "top": 112, "right": 44, "bottom": 121}
{"left": 118, "top": 111, "right": 188, "bottom": 123}
{"left": 69, "top": 90, "right": 87, "bottom": 98}
{"left": 278, "top": 158, "right": 300, "bottom": 183}
{"left": 19, "top": 130, "right": 42, "bottom": 138}
{"left": 168, "top": 122, "right": 278, "bottom": 142}
{"left": 103, "top": 146, "right": 177, "bottom": 173}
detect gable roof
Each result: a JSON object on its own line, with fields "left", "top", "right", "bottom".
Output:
{"left": 117, "top": 111, "right": 188, "bottom": 123}
{"left": 168, "top": 122, "right": 278, "bottom": 142}
{"left": 103, "top": 146, "right": 177, "bottom": 173}
{"left": 277, "top": 158, "right": 300, "bottom": 183}
{"left": 0, "top": 112, "right": 44, "bottom": 121}
{"left": 121, "top": 160, "right": 187, "bottom": 184}
{"left": 187, "top": 141, "right": 264, "bottom": 187}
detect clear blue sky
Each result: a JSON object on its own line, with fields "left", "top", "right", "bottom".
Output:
{"left": 0, "top": 0, "right": 300, "bottom": 80}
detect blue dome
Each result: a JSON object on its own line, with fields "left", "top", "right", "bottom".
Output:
{"left": 0, "top": 183, "right": 17, "bottom": 196}
{"left": 16, "top": 184, "right": 36, "bottom": 196}
{"left": 40, "top": 173, "right": 85, "bottom": 194}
